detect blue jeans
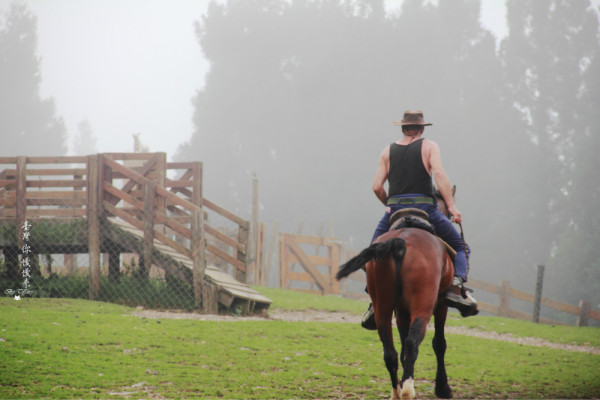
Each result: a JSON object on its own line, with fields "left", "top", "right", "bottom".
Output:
{"left": 371, "top": 194, "right": 470, "bottom": 281}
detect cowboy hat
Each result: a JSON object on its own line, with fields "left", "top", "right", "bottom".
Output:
{"left": 393, "top": 110, "right": 433, "bottom": 126}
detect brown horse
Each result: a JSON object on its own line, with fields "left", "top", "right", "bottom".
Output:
{"left": 336, "top": 213, "right": 454, "bottom": 399}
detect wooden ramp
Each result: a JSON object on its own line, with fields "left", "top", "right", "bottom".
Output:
{"left": 107, "top": 217, "right": 272, "bottom": 314}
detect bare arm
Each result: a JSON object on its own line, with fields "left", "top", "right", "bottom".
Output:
{"left": 372, "top": 146, "right": 390, "bottom": 205}
{"left": 428, "top": 142, "right": 462, "bottom": 223}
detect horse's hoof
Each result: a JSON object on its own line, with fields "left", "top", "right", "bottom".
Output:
{"left": 435, "top": 383, "right": 453, "bottom": 399}
{"left": 400, "top": 378, "right": 415, "bottom": 400}
{"left": 391, "top": 387, "right": 401, "bottom": 399}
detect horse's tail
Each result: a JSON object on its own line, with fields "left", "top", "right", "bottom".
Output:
{"left": 336, "top": 238, "right": 406, "bottom": 281}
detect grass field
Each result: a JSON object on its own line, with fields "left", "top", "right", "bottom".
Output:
{"left": 1, "top": 289, "right": 599, "bottom": 399}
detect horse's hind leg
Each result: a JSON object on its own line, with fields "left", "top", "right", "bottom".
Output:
{"left": 395, "top": 309, "right": 410, "bottom": 373}
{"left": 376, "top": 312, "right": 400, "bottom": 399}
{"left": 433, "top": 305, "right": 452, "bottom": 398}
{"left": 399, "top": 316, "right": 428, "bottom": 400}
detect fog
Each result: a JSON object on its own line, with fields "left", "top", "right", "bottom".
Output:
{"left": 1, "top": 0, "right": 599, "bottom": 312}
{"left": 3, "top": 0, "right": 211, "bottom": 156}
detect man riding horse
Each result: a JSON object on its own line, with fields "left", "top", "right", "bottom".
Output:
{"left": 363, "top": 110, "right": 478, "bottom": 329}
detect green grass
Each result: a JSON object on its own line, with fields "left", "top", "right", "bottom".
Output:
{"left": 1, "top": 293, "right": 599, "bottom": 399}
{"left": 254, "top": 286, "right": 368, "bottom": 313}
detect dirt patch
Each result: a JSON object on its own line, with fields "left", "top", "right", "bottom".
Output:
{"left": 131, "top": 308, "right": 360, "bottom": 323}
{"left": 443, "top": 325, "right": 600, "bottom": 355}
{"left": 131, "top": 308, "right": 600, "bottom": 355}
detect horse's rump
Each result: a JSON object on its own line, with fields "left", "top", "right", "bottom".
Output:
{"left": 370, "top": 229, "right": 453, "bottom": 310}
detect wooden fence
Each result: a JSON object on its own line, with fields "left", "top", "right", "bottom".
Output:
{"left": 468, "top": 277, "right": 600, "bottom": 327}
{"left": 0, "top": 153, "right": 251, "bottom": 308}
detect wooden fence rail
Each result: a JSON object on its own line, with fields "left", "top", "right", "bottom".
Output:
{"left": 467, "top": 277, "right": 599, "bottom": 326}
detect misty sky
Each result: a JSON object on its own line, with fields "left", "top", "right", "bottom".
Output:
{"left": 2, "top": 0, "right": 508, "bottom": 159}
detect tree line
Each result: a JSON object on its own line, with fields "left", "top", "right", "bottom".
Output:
{"left": 175, "top": 0, "right": 600, "bottom": 309}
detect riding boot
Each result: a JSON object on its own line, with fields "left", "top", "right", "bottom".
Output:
{"left": 443, "top": 276, "right": 479, "bottom": 317}
{"left": 361, "top": 304, "right": 377, "bottom": 330}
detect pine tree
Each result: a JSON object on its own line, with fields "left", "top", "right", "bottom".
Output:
{"left": 0, "top": 1, "right": 67, "bottom": 156}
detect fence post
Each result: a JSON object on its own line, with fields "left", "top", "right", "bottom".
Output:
{"left": 533, "top": 265, "right": 545, "bottom": 323}
{"left": 201, "top": 281, "right": 218, "bottom": 314}
{"left": 250, "top": 172, "right": 259, "bottom": 285}
{"left": 256, "top": 222, "right": 265, "bottom": 285}
{"left": 156, "top": 152, "right": 167, "bottom": 215}
{"left": 329, "top": 239, "right": 340, "bottom": 295}
{"left": 99, "top": 154, "right": 110, "bottom": 209}
{"left": 499, "top": 280, "right": 511, "bottom": 317}
{"left": 65, "top": 254, "right": 75, "bottom": 276}
{"left": 265, "top": 220, "right": 278, "bottom": 287}
{"left": 191, "top": 162, "right": 207, "bottom": 310}
{"left": 87, "top": 155, "right": 101, "bottom": 300}
{"left": 278, "top": 233, "right": 286, "bottom": 289}
{"left": 16, "top": 156, "right": 26, "bottom": 250}
{"left": 577, "top": 300, "right": 591, "bottom": 327}
{"left": 141, "top": 179, "right": 156, "bottom": 279}
{"left": 235, "top": 225, "right": 249, "bottom": 284}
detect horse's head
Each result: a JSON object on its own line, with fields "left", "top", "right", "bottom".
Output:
{"left": 434, "top": 185, "right": 456, "bottom": 219}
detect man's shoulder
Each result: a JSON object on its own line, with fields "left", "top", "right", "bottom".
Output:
{"left": 379, "top": 144, "right": 391, "bottom": 160}
{"left": 422, "top": 139, "right": 440, "bottom": 150}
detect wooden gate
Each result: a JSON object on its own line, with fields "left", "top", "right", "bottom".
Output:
{"left": 278, "top": 233, "right": 340, "bottom": 295}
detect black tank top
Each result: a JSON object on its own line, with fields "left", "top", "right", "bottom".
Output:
{"left": 388, "top": 139, "right": 434, "bottom": 197}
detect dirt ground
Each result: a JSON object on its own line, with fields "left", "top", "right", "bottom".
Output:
{"left": 131, "top": 308, "right": 599, "bottom": 355}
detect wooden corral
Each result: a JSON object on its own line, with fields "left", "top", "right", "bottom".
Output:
{"left": 0, "top": 153, "right": 271, "bottom": 314}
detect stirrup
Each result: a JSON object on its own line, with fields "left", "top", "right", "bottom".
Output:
{"left": 444, "top": 277, "right": 479, "bottom": 317}
{"left": 444, "top": 293, "right": 479, "bottom": 317}
{"left": 361, "top": 304, "right": 377, "bottom": 330}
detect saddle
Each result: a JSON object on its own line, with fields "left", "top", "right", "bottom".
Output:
{"left": 389, "top": 208, "right": 457, "bottom": 260}
{"left": 390, "top": 208, "right": 434, "bottom": 233}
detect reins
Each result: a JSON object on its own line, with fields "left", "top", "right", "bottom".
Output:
{"left": 457, "top": 222, "right": 470, "bottom": 275}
